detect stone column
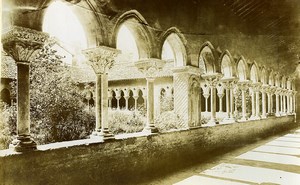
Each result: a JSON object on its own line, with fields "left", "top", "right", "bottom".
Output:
{"left": 216, "top": 83, "right": 224, "bottom": 113}
{"left": 292, "top": 90, "right": 297, "bottom": 114}
{"left": 249, "top": 86, "right": 256, "bottom": 120}
{"left": 275, "top": 88, "right": 282, "bottom": 117}
{"left": 202, "top": 73, "right": 223, "bottom": 125}
{"left": 115, "top": 90, "right": 121, "bottom": 110}
{"left": 83, "top": 46, "right": 120, "bottom": 140}
{"left": 237, "top": 81, "right": 250, "bottom": 121}
{"left": 261, "top": 85, "right": 269, "bottom": 119}
{"left": 282, "top": 90, "right": 286, "bottom": 115}
{"left": 2, "top": 26, "right": 49, "bottom": 152}
{"left": 135, "top": 59, "right": 166, "bottom": 133}
{"left": 123, "top": 89, "right": 130, "bottom": 110}
{"left": 221, "top": 78, "right": 237, "bottom": 122}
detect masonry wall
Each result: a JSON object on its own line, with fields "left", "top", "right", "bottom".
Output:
{"left": 0, "top": 116, "right": 297, "bottom": 185}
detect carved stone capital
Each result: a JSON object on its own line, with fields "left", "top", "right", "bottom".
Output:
{"left": 260, "top": 84, "right": 270, "bottom": 93}
{"left": 82, "top": 46, "right": 120, "bottom": 74}
{"left": 135, "top": 58, "right": 166, "bottom": 78}
{"left": 201, "top": 73, "right": 223, "bottom": 88}
{"left": 237, "top": 80, "right": 250, "bottom": 91}
{"left": 2, "top": 26, "right": 49, "bottom": 64}
{"left": 275, "top": 87, "right": 283, "bottom": 95}
{"left": 251, "top": 82, "right": 262, "bottom": 92}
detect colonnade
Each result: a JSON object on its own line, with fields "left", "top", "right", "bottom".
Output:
{"left": 199, "top": 75, "right": 297, "bottom": 125}
{"left": 1, "top": 26, "right": 297, "bottom": 152}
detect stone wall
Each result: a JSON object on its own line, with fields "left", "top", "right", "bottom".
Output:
{"left": 0, "top": 116, "right": 297, "bottom": 185}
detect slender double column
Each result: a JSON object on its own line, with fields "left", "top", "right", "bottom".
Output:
{"left": 2, "top": 26, "right": 49, "bottom": 152}
{"left": 275, "top": 87, "right": 282, "bottom": 117}
{"left": 202, "top": 73, "right": 223, "bottom": 125}
{"left": 221, "top": 78, "right": 237, "bottom": 123}
{"left": 83, "top": 46, "right": 120, "bottom": 140}
{"left": 249, "top": 82, "right": 261, "bottom": 120}
{"left": 135, "top": 58, "right": 166, "bottom": 133}
{"left": 237, "top": 81, "right": 250, "bottom": 121}
{"left": 261, "top": 85, "right": 270, "bottom": 119}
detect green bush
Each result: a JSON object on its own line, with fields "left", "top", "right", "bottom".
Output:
{"left": 155, "top": 111, "right": 185, "bottom": 132}
{"left": 108, "top": 110, "right": 144, "bottom": 134}
{"left": 0, "top": 102, "right": 16, "bottom": 149}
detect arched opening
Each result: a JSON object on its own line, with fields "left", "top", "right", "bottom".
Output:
{"left": 237, "top": 60, "right": 247, "bottom": 81}
{"left": 261, "top": 68, "right": 267, "bottom": 84}
{"left": 119, "top": 90, "right": 126, "bottom": 109}
{"left": 111, "top": 91, "right": 117, "bottom": 109}
{"left": 42, "top": 0, "right": 88, "bottom": 66}
{"left": 161, "top": 33, "right": 186, "bottom": 67}
{"left": 116, "top": 24, "right": 139, "bottom": 62}
{"left": 128, "top": 90, "right": 135, "bottom": 110}
{"left": 1, "top": 88, "right": 11, "bottom": 106}
{"left": 250, "top": 64, "right": 259, "bottom": 83}
{"left": 221, "top": 54, "right": 232, "bottom": 78}
{"left": 199, "top": 45, "right": 215, "bottom": 74}
{"left": 114, "top": 11, "right": 151, "bottom": 62}
{"left": 137, "top": 90, "right": 145, "bottom": 110}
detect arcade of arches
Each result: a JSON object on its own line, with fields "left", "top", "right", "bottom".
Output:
{"left": 1, "top": 0, "right": 300, "bottom": 152}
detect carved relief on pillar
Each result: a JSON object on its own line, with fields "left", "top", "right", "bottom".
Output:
{"left": 82, "top": 46, "right": 120, "bottom": 74}
{"left": 260, "top": 84, "right": 270, "bottom": 94}
{"left": 237, "top": 81, "right": 250, "bottom": 91}
{"left": 2, "top": 26, "right": 49, "bottom": 63}
{"left": 201, "top": 73, "right": 223, "bottom": 89}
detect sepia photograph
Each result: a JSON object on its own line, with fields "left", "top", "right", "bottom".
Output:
{"left": 0, "top": 0, "right": 300, "bottom": 184}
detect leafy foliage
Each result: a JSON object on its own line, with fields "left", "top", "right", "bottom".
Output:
{"left": 1, "top": 42, "right": 95, "bottom": 148}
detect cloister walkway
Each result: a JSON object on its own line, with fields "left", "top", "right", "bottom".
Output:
{"left": 143, "top": 127, "right": 300, "bottom": 185}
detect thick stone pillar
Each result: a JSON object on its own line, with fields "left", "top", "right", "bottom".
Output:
{"left": 202, "top": 73, "right": 223, "bottom": 125}
{"left": 2, "top": 26, "right": 49, "bottom": 152}
{"left": 237, "top": 81, "right": 250, "bottom": 121}
{"left": 173, "top": 66, "right": 201, "bottom": 128}
{"left": 135, "top": 59, "right": 166, "bottom": 133}
{"left": 83, "top": 46, "right": 120, "bottom": 140}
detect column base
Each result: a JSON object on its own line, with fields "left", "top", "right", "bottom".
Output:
{"left": 249, "top": 115, "right": 257, "bottom": 120}
{"left": 261, "top": 114, "right": 267, "bottom": 119}
{"left": 9, "top": 135, "right": 37, "bottom": 152}
{"left": 239, "top": 117, "right": 248, "bottom": 122}
{"left": 207, "top": 119, "right": 217, "bottom": 126}
{"left": 142, "top": 125, "right": 159, "bottom": 134}
{"left": 90, "top": 129, "right": 115, "bottom": 141}
{"left": 275, "top": 113, "right": 281, "bottom": 117}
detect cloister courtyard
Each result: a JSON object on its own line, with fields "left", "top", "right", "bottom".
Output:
{"left": 1, "top": 0, "right": 300, "bottom": 184}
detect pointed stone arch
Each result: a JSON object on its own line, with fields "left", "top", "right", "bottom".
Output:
{"left": 219, "top": 50, "right": 236, "bottom": 78}
{"left": 250, "top": 62, "right": 260, "bottom": 83}
{"left": 269, "top": 70, "right": 275, "bottom": 86}
{"left": 160, "top": 27, "right": 188, "bottom": 67}
{"left": 111, "top": 10, "right": 153, "bottom": 59}
{"left": 199, "top": 41, "right": 217, "bottom": 74}
{"left": 236, "top": 56, "right": 250, "bottom": 81}
{"left": 260, "top": 66, "right": 268, "bottom": 85}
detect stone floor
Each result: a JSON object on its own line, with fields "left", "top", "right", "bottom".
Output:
{"left": 143, "top": 127, "right": 300, "bottom": 185}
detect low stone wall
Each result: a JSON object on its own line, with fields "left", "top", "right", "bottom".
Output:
{"left": 0, "top": 116, "right": 297, "bottom": 185}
